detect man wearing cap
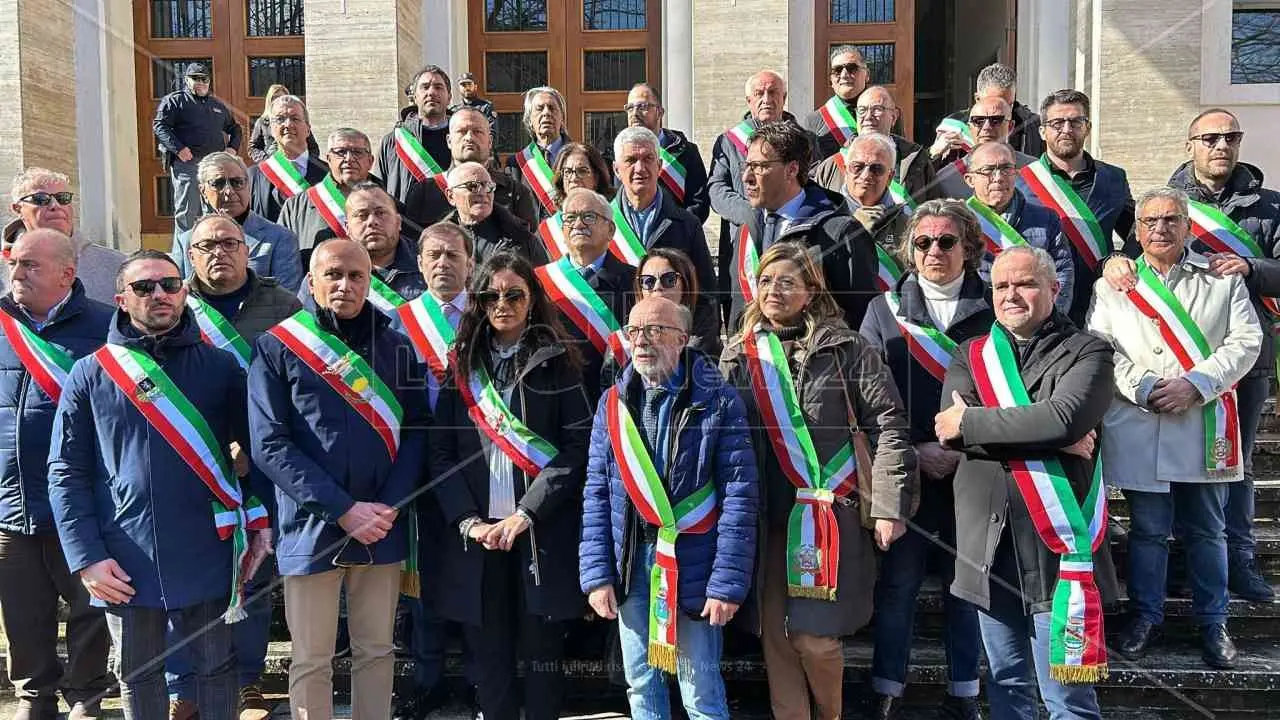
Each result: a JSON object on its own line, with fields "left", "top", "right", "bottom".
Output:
{"left": 449, "top": 72, "right": 498, "bottom": 141}
{"left": 153, "top": 63, "right": 242, "bottom": 238}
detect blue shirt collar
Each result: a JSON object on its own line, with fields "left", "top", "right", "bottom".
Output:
{"left": 18, "top": 289, "right": 72, "bottom": 331}
{"left": 570, "top": 251, "right": 608, "bottom": 273}
{"left": 773, "top": 188, "right": 807, "bottom": 221}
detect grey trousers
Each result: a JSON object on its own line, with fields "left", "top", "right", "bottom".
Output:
{"left": 169, "top": 157, "right": 203, "bottom": 235}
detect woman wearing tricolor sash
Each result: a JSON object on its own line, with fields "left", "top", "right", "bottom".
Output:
{"left": 1087, "top": 187, "right": 1262, "bottom": 672}
{"left": 859, "top": 200, "right": 990, "bottom": 718}
{"left": 429, "top": 252, "right": 591, "bottom": 720}
{"left": 936, "top": 246, "right": 1118, "bottom": 719}
{"left": 721, "top": 242, "right": 915, "bottom": 720}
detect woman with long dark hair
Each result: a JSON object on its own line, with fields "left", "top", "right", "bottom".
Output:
{"left": 633, "top": 247, "right": 721, "bottom": 358}
{"left": 535, "top": 143, "right": 616, "bottom": 260}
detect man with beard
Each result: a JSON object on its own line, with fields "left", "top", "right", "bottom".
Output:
{"left": 376, "top": 65, "right": 456, "bottom": 230}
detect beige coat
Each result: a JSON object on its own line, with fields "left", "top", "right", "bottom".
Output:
{"left": 1087, "top": 250, "right": 1262, "bottom": 490}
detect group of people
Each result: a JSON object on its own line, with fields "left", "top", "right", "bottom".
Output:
{"left": 0, "top": 50, "right": 1277, "bottom": 720}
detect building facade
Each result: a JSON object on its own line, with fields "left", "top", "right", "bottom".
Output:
{"left": 0, "top": 0, "right": 1275, "bottom": 251}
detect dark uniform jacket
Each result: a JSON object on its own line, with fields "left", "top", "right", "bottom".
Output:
{"left": 153, "top": 89, "right": 241, "bottom": 161}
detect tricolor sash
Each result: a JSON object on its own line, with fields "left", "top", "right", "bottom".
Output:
{"left": 516, "top": 143, "right": 558, "bottom": 215}
{"left": 966, "top": 196, "right": 1028, "bottom": 255}
{"left": 396, "top": 293, "right": 457, "bottom": 380}
{"left": 742, "top": 327, "right": 856, "bottom": 600}
{"left": 393, "top": 127, "right": 449, "bottom": 192}
{"left": 609, "top": 200, "right": 647, "bottom": 267}
{"left": 1187, "top": 200, "right": 1280, "bottom": 319}
{"left": 737, "top": 224, "right": 760, "bottom": 304}
{"left": 306, "top": 175, "right": 349, "bottom": 238}
{"left": 884, "top": 292, "right": 958, "bottom": 382}
{"left": 186, "top": 295, "right": 252, "bottom": 371}
{"left": 1020, "top": 156, "right": 1108, "bottom": 270}
{"left": 94, "top": 343, "right": 267, "bottom": 623}
{"left": 457, "top": 364, "right": 558, "bottom": 477}
{"left": 604, "top": 387, "right": 718, "bottom": 672}
{"left": 817, "top": 96, "right": 859, "bottom": 148}
{"left": 258, "top": 148, "right": 310, "bottom": 199}
{"left": 537, "top": 212, "right": 570, "bottom": 261}
{"left": 268, "top": 311, "right": 403, "bottom": 459}
{"left": 969, "top": 328, "right": 1108, "bottom": 683}
{"left": 936, "top": 117, "right": 976, "bottom": 151}
{"left": 0, "top": 311, "right": 75, "bottom": 403}
{"left": 657, "top": 145, "right": 687, "bottom": 203}
{"left": 535, "top": 257, "right": 629, "bottom": 366}
{"left": 366, "top": 274, "right": 407, "bottom": 316}
{"left": 1125, "top": 258, "right": 1241, "bottom": 475}
{"left": 874, "top": 245, "right": 903, "bottom": 293}
{"left": 725, "top": 120, "right": 756, "bottom": 156}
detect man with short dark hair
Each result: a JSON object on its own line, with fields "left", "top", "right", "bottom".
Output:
{"left": 615, "top": 83, "right": 710, "bottom": 222}
{"left": 810, "top": 85, "right": 935, "bottom": 202}
{"left": 377, "top": 65, "right": 455, "bottom": 230}
{"left": 448, "top": 71, "right": 498, "bottom": 141}
{"left": 803, "top": 45, "right": 869, "bottom": 161}
{"left": 941, "top": 63, "right": 1042, "bottom": 158}
{"left": 279, "top": 129, "right": 377, "bottom": 266}
{"left": 247, "top": 95, "right": 330, "bottom": 223}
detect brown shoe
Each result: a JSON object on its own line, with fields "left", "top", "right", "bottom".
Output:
{"left": 169, "top": 698, "right": 199, "bottom": 720}
{"left": 238, "top": 684, "right": 272, "bottom": 720}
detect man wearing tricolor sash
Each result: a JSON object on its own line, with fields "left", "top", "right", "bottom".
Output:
{"left": 0, "top": 229, "right": 113, "bottom": 720}
{"left": 937, "top": 246, "right": 1117, "bottom": 719}
{"left": 939, "top": 63, "right": 1044, "bottom": 160}
{"left": 810, "top": 86, "right": 935, "bottom": 202}
{"left": 375, "top": 65, "right": 455, "bottom": 230}
{"left": 343, "top": 183, "right": 426, "bottom": 303}
{"left": 801, "top": 45, "right": 868, "bottom": 161}
{"left": 582, "top": 297, "right": 758, "bottom": 720}
{"left": 835, "top": 132, "right": 912, "bottom": 295}
{"left": 443, "top": 162, "right": 548, "bottom": 267}
{"left": 248, "top": 94, "right": 330, "bottom": 224}
{"left": 447, "top": 107, "right": 540, "bottom": 230}
{"left": 932, "top": 97, "right": 1038, "bottom": 201}
{"left": 619, "top": 83, "right": 711, "bottom": 222}
{"left": 503, "top": 87, "right": 573, "bottom": 224}
{"left": 279, "top": 128, "right": 376, "bottom": 266}
{"left": 249, "top": 239, "right": 429, "bottom": 720}
{"left": 50, "top": 250, "right": 270, "bottom": 720}
{"left": 1089, "top": 187, "right": 1263, "bottom": 671}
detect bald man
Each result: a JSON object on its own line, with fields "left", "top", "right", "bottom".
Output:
{"left": 809, "top": 85, "right": 936, "bottom": 201}
{"left": 249, "top": 239, "right": 429, "bottom": 720}
{"left": 0, "top": 229, "right": 114, "bottom": 720}
{"left": 932, "top": 97, "right": 1038, "bottom": 200}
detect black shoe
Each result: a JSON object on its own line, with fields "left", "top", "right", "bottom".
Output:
{"left": 873, "top": 693, "right": 902, "bottom": 720}
{"left": 1116, "top": 617, "right": 1161, "bottom": 660}
{"left": 1201, "top": 623, "right": 1238, "bottom": 669}
{"left": 938, "top": 695, "right": 982, "bottom": 720}
{"left": 1229, "top": 557, "right": 1277, "bottom": 603}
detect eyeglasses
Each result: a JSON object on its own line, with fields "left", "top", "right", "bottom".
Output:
{"left": 912, "top": 234, "right": 960, "bottom": 252}
{"left": 624, "top": 102, "right": 659, "bottom": 114}
{"left": 622, "top": 324, "right": 684, "bottom": 341}
{"left": 562, "top": 211, "right": 604, "bottom": 227}
{"left": 744, "top": 160, "right": 785, "bottom": 175}
{"left": 1188, "top": 132, "right": 1244, "bottom": 148}
{"left": 478, "top": 288, "right": 528, "bottom": 309}
{"left": 18, "top": 191, "right": 73, "bottom": 207}
{"left": 191, "top": 238, "right": 244, "bottom": 254}
{"left": 451, "top": 180, "right": 496, "bottom": 194}
{"left": 206, "top": 176, "right": 247, "bottom": 191}
{"left": 968, "top": 164, "right": 1017, "bottom": 178}
{"left": 830, "top": 63, "right": 865, "bottom": 76}
{"left": 560, "top": 166, "right": 595, "bottom": 178}
{"left": 270, "top": 114, "right": 305, "bottom": 126}
{"left": 1137, "top": 214, "right": 1186, "bottom": 230}
{"left": 328, "top": 147, "right": 371, "bottom": 159}
{"left": 639, "top": 271, "right": 682, "bottom": 292}
{"left": 968, "top": 115, "right": 1007, "bottom": 128}
{"left": 855, "top": 105, "right": 894, "bottom": 118}
{"left": 757, "top": 275, "right": 806, "bottom": 293}
{"left": 1045, "top": 116, "right": 1090, "bottom": 132}
{"left": 846, "top": 161, "right": 889, "bottom": 178}
{"left": 126, "top": 277, "right": 184, "bottom": 297}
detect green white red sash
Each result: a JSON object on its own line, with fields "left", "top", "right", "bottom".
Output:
{"left": 874, "top": 245, "right": 903, "bottom": 292}
{"left": 94, "top": 343, "right": 267, "bottom": 623}
{"left": 609, "top": 199, "right": 647, "bottom": 266}
{"left": 966, "top": 196, "right": 1028, "bottom": 255}
{"left": 936, "top": 117, "right": 975, "bottom": 151}
{"left": 818, "top": 96, "right": 859, "bottom": 148}
{"left": 1126, "top": 258, "right": 1241, "bottom": 475}
{"left": 737, "top": 224, "right": 759, "bottom": 303}
{"left": 0, "top": 310, "right": 75, "bottom": 402}
{"left": 186, "top": 295, "right": 252, "bottom": 371}
{"left": 537, "top": 212, "right": 570, "bottom": 261}
{"left": 306, "top": 175, "right": 349, "bottom": 238}
{"left": 604, "top": 387, "right": 718, "bottom": 672}
{"left": 535, "top": 257, "right": 629, "bottom": 366}
{"left": 725, "top": 120, "right": 756, "bottom": 155}
{"left": 393, "top": 127, "right": 449, "bottom": 192}
{"left": 457, "top": 364, "right": 558, "bottom": 477}
{"left": 742, "top": 327, "right": 856, "bottom": 600}
{"left": 969, "top": 327, "right": 1107, "bottom": 683}
{"left": 268, "top": 311, "right": 403, "bottom": 459}
{"left": 1187, "top": 200, "right": 1280, "bottom": 320}
{"left": 396, "top": 293, "right": 457, "bottom": 380}
{"left": 657, "top": 145, "right": 687, "bottom": 203}
{"left": 515, "top": 143, "right": 558, "bottom": 215}
{"left": 365, "top": 274, "right": 406, "bottom": 317}
{"left": 883, "top": 292, "right": 958, "bottom": 382}
{"left": 1021, "top": 156, "right": 1108, "bottom": 270}
{"left": 258, "top": 148, "right": 310, "bottom": 198}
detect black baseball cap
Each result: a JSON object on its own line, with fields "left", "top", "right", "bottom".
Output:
{"left": 184, "top": 63, "right": 210, "bottom": 78}
{"left": 458, "top": 72, "right": 476, "bottom": 84}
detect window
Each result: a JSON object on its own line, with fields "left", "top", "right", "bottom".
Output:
{"left": 249, "top": 56, "right": 305, "bottom": 96}
{"left": 247, "top": 0, "right": 303, "bottom": 36}
{"left": 151, "top": 0, "right": 212, "bottom": 38}
{"left": 486, "top": 0, "right": 548, "bottom": 32}
{"left": 486, "top": 52, "right": 549, "bottom": 93}
{"left": 830, "top": 0, "right": 894, "bottom": 24}
{"left": 585, "top": 111, "right": 626, "bottom": 153}
{"left": 1232, "top": 6, "right": 1280, "bottom": 84}
{"left": 837, "top": 43, "right": 895, "bottom": 84}
{"left": 583, "top": 50, "right": 646, "bottom": 91}
{"left": 152, "top": 57, "right": 213, "bottom": 98}
{"left": 496, "top": 114, "right": 532, "bottom": 156}
{"left": 583, "top": 0, "right": 646, "bottom": 30}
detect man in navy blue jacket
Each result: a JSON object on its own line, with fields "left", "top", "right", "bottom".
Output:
{"left": 249, "top": 239, "right": 428, "bottom": 720}
{"left": 49, "top": 249, "right": 264, "bottom": 720}
{"left": 0, "top": 229, "right": 113, "bottom": 720}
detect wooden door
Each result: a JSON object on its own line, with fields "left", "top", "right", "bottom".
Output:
{"left": 134, "top": 0, "right": 305, "bottom": 235}
{"left": 815, "top": 0, "right": 916, "bottom": 138}
{"left": 468, "top": 0, "right": 662, "bottom": 156}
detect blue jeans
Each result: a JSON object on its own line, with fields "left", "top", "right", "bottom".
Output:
{"left": 618, "top": 542, "right": 729, "bottom": 720}
{"left": 1125, "top": 484, "right": 1230, "bottom": 626}
{"left": 1226, "top": 373, "right": 1269, "bottom": 562}
{"left": 166, "top": 560, "right": 272, "bottom": 698}
{"left": 106, "top": 599, "right": 237, "bottom": 720}
{"left": 977, "top": 606, "right": 1101, "bottom": 720}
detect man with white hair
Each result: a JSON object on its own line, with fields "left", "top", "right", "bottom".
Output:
{"left": 802, "top": 45, "right": 869, "bottom": 161}
{"left": 442, "top": 162, "right": 546, "bottom": 265}
{"left": 810, "top": 85, "right": 935, "bottom": 201}
{"left": 278, "top": 128, "right": 377, "bottom": 267}
{"left": 942, "top": 63, "right": 1043, "bottom": 158}
{"left": 837, "top": 132, "right": 912, "bottom": 291}
{"left": 248, "top": 95, "right": 330, "bottom": 223}
{"left": 2, "top": 168, "right": 126, "bottom": 305}
{"left": 616, "top": 83, "right": 710, "bottom": 222}
{"left": 504, "top": 86, "right": 572, "bottom": 221}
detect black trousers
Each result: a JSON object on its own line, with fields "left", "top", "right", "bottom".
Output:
{"left": 463, "top": 548, "right": 567, "bottom": 720}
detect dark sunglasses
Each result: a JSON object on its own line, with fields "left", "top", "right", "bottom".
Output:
{"left": 478, "top": 288, "right": 528, "bottom": 308}
{"left": 829, "top": 63, "right": 865, "bottom": 76}
{"left": 968, "top": 115, "right": 1007, "bottom": 127}
{"left": 847, "top": 161, "right": 889, "bottom": 178}
{"left": 1188, "top": 132, "right": 1244, "bottom": 148}
{"left": 639, "top": 271, "right": 682, "bottom": 292}
{"left": 912, "top": 234, "right": 960, "bottom": 252}
{"left": 207, "top": 177, "right": 247, "bottom": 191}
{"left": 127, "top": 277, "right": 184, "bottom": 297}
{"left": 18, "top": 191, "right": 73, "bottom": 207}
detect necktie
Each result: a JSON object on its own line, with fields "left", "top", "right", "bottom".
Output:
{"left": 580, "top": 264, "right": 598, "bottom": 284}
{"left": 642, "top": 386, "right": 667, "bottom": 468}
{"left": 763, "top": 212, "right": 782, "bottom": 249}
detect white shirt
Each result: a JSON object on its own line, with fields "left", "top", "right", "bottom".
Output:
{"left": 291, "top": 150, "right": 309, "bottom": 177}
{"left": 918, "top": 273, "right": 964, "bottom": 331}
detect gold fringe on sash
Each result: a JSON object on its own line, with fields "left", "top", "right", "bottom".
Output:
{"left": 648, "top": 643, "right": 678, "bottom": 674}
{"left": 788, "top": 584, "right": 838, "bottom": 601}
{"left": 1050, "top": 663, "right": 1109, "bottom": 685}
{"left": 400, "top": 570, "right": 421, "bottom": 598}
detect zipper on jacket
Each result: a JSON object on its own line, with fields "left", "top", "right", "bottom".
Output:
{"left": 622, "top": 505, "right": 637, "bottom": 596}
{"left": 14, "top": 373, "right": 31, "bottom": 534}
{"left": 518, "top": 382, "right": 542, "bottom": 586}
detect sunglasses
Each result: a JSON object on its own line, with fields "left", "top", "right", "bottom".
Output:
{"left": 206, "top": 177, "right": 247, "bottom": 191}
{"left": 127, "top": 277, "right": 184, "bottom": 297}
{"left": 830, "top": 63, "right": 865, "bottom": 76}
{"left": 478, "top": 288, "right": 528, "bottom": 308}
{"left": 1188, "top": 132, "right": 1244, "bottom": 148}
{"left": 968, "top": 115, "right": 1007, "bottom": 127}
{"left": 912, "top": 234, "right": 960, "bottom": 252}
{"left": 639, "top": 271, "right": 682, "bottom": 292}
{"left": 18, "top": 191, "right": 74, "bottom": 207}
{"left": 847, "top": 161, "right": 889, "bottom": 178}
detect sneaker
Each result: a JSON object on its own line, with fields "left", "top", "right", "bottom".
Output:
{"left": 238, "top": 684, "right": 272, "bottom": 720}
{"left": 1228, "top": 556, "right": 1277, "bottom": 602}
{"left": 169, "top": 699, "right": 199, "bottom": 720}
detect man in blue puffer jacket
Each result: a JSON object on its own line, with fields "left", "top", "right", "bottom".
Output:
{"left": 581, "top": 296, "right": 758, "bottom": 720}
{"left": 0, "top": 229, "right": 114, "bottom": 720}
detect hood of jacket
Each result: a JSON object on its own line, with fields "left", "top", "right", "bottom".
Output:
{"left": 107, "top": 305, "right": 203, "bottom": 360}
